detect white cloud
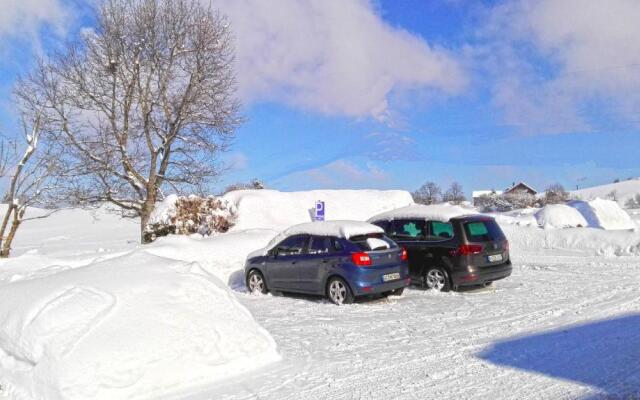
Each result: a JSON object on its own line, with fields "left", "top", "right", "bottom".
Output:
{"left": 0, "top": 0, "right": 68, "bottom": 40}
{"left": 213, "top": 0, "right": 466, "bottom": 119}
{"left": 482, "top": 0, "right": 640, "bottom": 134}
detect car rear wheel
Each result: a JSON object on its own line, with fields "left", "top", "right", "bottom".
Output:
{"left": 247, "top": 270, "right": 268, "bottom": 295}
{"left": 424, "top": 267, "right": 451, "bottom": 292}
{"left": 327, "top": 277, "right": 354, "bottom": 305}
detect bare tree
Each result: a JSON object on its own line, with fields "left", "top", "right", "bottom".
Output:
{"left": 0, "top": 113, "right": 63, "bottom": 257}
{"left": 16, "top": 0, "right": 241, "bottom": 242}
{"left": 544, "top": 183, "right": 569, "bottom": 205}
{"left": 412, "top": 181, "right": 441, "bottom": 205}
{"left": 443, "top": 182, "right": 466, "bottom": 205}
{"left": 606, "top": 190, "right": 618, "bottom": 202}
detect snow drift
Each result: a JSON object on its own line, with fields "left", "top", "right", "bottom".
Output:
{"left": 534, "top": 204, "right": 588, "bottom": 229}
{"left": 568, "top": 199, "right": 635, "bottom": 230}
{"left": 223, "top": 189, "right": 413, "bottom": 231}
{"left": 0, "top": 250, "right": 279, "bottom": 400}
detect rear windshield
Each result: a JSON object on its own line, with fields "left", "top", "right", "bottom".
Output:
{"left": 349, "top": 233, "right": 398, "bottom": 251}
{"left": 464, "top": 220, "right": 505, "bottom": 242}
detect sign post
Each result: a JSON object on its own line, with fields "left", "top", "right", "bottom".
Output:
{"left": 314, "top": 201, "right": 325, "bottom": 221}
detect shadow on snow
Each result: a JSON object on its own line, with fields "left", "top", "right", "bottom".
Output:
{"left": 478, "top": 314, "right": 640, "bottom": 399}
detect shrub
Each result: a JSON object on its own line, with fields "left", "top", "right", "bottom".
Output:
{"left": 625, "top": 194, "right": 640, "bottom": 209}
{"left": 544, "top": 183, "right": 569, "bottom": 205}
{"left": 144, "top": 195, "right": 237, "bottom": 242}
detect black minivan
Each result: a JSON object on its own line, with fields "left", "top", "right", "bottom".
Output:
{"left": 369, "top": 208, "right": 511, "bottom": 291}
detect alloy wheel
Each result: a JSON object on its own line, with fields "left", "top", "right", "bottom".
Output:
{"left": 248, "top": 273, "right": 265, "bottom": 294}
{"left": 328, "top": 280, "right": 347, "bottom": 305}
{"left": 426, "top": 269, "right": 446, "bottom": 291}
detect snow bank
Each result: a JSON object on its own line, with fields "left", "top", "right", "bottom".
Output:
{"left": 223, "top": 189, "right": 413, "bottom": 231}
{"left": 568, "top": 199, "right": 635, "bottom": 230}
{"left": 502, "top": 224, "right": 640, "bottom": 257}
{"left": 367, "top": 203, "right": 477, "bottom": 223}
{"left": 145, "top": 229, "right": 277, "bottom": 288}
{"left": 0, "top": 250, "right": 279, "bottom": 400}
{"left": 534, "top": 204, "right": 588, "bottom": 229}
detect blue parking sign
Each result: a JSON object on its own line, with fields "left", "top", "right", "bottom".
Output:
{"left": 315, "top": 201, "right": 325, "bottom": 221}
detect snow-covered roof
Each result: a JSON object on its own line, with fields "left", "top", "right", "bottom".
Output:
{"left": 254, "top": 221, "right": 384, "bottom": 256}
{"left": 472, "top": 190, "right": 503, "bottom": 198}
{"left": 368, "top": 204, "right": 478, "bottom": 223}
{"left": 278, "top": 220, "right": 383, "bottom": 239}
{"left": 504, "top": 182, "right": 537, "bottom": 194}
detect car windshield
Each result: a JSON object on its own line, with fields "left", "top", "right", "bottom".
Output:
{"left": 464, "top": 220, "right": 505, "bottom": 242}
{"left": 349, "top": 233, "right": 397, "bottom": 251}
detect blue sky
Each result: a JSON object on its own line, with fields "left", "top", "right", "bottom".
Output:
{"left": 1, "top": 0, "right": 639, "bottom": 196}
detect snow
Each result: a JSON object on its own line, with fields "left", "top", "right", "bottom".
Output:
{"left": 2, "top": 188, "right": 640, "bottom": 400}
{"left": 223, "top": 189, "right": 413, "bottom": 231}
{"left": 571, "top": 178, "right": 640, "bottom": 206}
{"left": 568, "top": 198, "right": 636, "bottom": 230}
{"left": 534, "top": 204, "right": 588, "bottom": 229}
{"left": 367, "top": 203, "right": 478, "bottom": 222}
{"left": 253, "top": 221, "right": 384, "bottom": 256}
{"left": 147, "top": 194, "right": 178, "bottom": 225}
{"left": 0, "top": 249, "right": 279, "bottom": 400}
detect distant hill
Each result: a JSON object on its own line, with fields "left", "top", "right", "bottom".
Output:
{"left": 571, "top": 178, "right": 640, "bottom": 207}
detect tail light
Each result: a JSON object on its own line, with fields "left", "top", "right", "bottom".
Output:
{"left": 503, "top": 240, "right": 509, "bottom": 251}
{"left": 457, "top": 244, "right": 484, "bottom": 255}
{"left": 400, "top": 248, "right": 408, "bottom": 261}
{"left": 351, "top": 252, "right": 372, "bottom": 266}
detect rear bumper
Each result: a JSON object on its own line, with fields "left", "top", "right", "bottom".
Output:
{"left": 452, "top": 261, "right": 512, "bottom": 287}
{"left": 351, "top": 277, "right": 411, "bottom": 296}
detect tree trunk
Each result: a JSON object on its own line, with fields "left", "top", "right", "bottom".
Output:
{"left": 140, "top": 188, "right": 158, "bottom": 244}
{"left": 0, "top": 205, "right": 14, "bottom": 255}
{"left": 1, "top": 207, "right": 23, "bottom": 258}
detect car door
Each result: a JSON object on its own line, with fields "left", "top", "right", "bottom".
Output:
{"left": 387, "top": 219, "right": 427, "bottom": 279}
{"left": 298, "top": 236, "right": 337, "bottom": 294}
{"left": 421, "top": 220, "right": 457, "bottom": 275}
{"left": 267, "top": 235, "right": 309, "bottom": 291}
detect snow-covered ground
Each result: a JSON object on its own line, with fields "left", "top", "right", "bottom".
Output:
{"left": 571, "top": 177, "right": 640, "bottom": 206}
{"left": 1, "top": 190, "right": 640, "bottom": 399}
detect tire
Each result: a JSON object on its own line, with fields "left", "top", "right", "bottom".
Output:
{"left": 424, "top": 267, "right": 451, "bottom": 292}
{"left": 326, "top": 277, "right": 354, "bottom": 305}
{"left": 246, "top": 269, "right": 268, "bottom": 295}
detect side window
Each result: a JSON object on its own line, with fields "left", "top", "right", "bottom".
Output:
{"left": 371, "top": 220, "right": 390, "bottom": 232}
{"left": 390, "top": 219, "right": 426, "bottom": 240}
{"left": 426, "top": 221, "right": 454, "bottom": 241}
{"left": 275, "top": 235, "right": 308, "bottom": 256}
{"left": 308, "top": 236, "right": 333, "bottom": 255}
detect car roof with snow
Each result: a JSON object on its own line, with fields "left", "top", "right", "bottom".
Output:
{"left": 250, "top": 221, "right": 385, "bottom": 258}
{"left": 368, "top": 204, "right": 479, "bottom": 223}
{"left": 275, "top": 220, "right": 383, "bottom": 240}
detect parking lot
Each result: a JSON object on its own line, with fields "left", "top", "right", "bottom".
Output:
{"left": 194, "top": 252, "right": 640, "bottom": 400}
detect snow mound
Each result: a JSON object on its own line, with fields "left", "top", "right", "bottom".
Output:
{"left": 368, "top": 203, "right": 478, "bottom": 223}
{"left": 568, "top": 199, "right": 635, "bottom": 230}
{"left": 0, "top": 250, "right": 279, "bottom": 400}
{"left": 223, "top": 189, "right": 413, "bottom": 231}
{"left": 501, "top": 224, "right": 640, "bottom": 257}
{"left": 534, "top": 204, "right": 588, "bottom": 229}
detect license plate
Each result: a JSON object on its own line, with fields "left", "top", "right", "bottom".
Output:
{"left": 487, "top": 254, "right": 503, "bottom": 263}
{"left": 382, "top": 272, "right": 400, "bottom": 282}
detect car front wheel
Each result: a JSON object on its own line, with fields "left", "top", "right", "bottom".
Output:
{"left": 326, "top": 277, "right": 354, "bottom": 305}
{"left": 424, "top": 267, "right": 451, "bottom": 292}
{"left": 247, "top": 270, "right": 268, "bottom": 295}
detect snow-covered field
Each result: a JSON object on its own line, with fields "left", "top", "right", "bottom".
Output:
{"left": 1, "top": 190, "right": 640, "bottom": 399}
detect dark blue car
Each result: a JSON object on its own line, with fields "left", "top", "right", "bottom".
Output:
{"left": 244, "top": 221, "right": 410, "bottom": 305}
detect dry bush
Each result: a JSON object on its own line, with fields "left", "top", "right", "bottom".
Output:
{"left": 144, "top": 195, "right": 237, "bottom": 242}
